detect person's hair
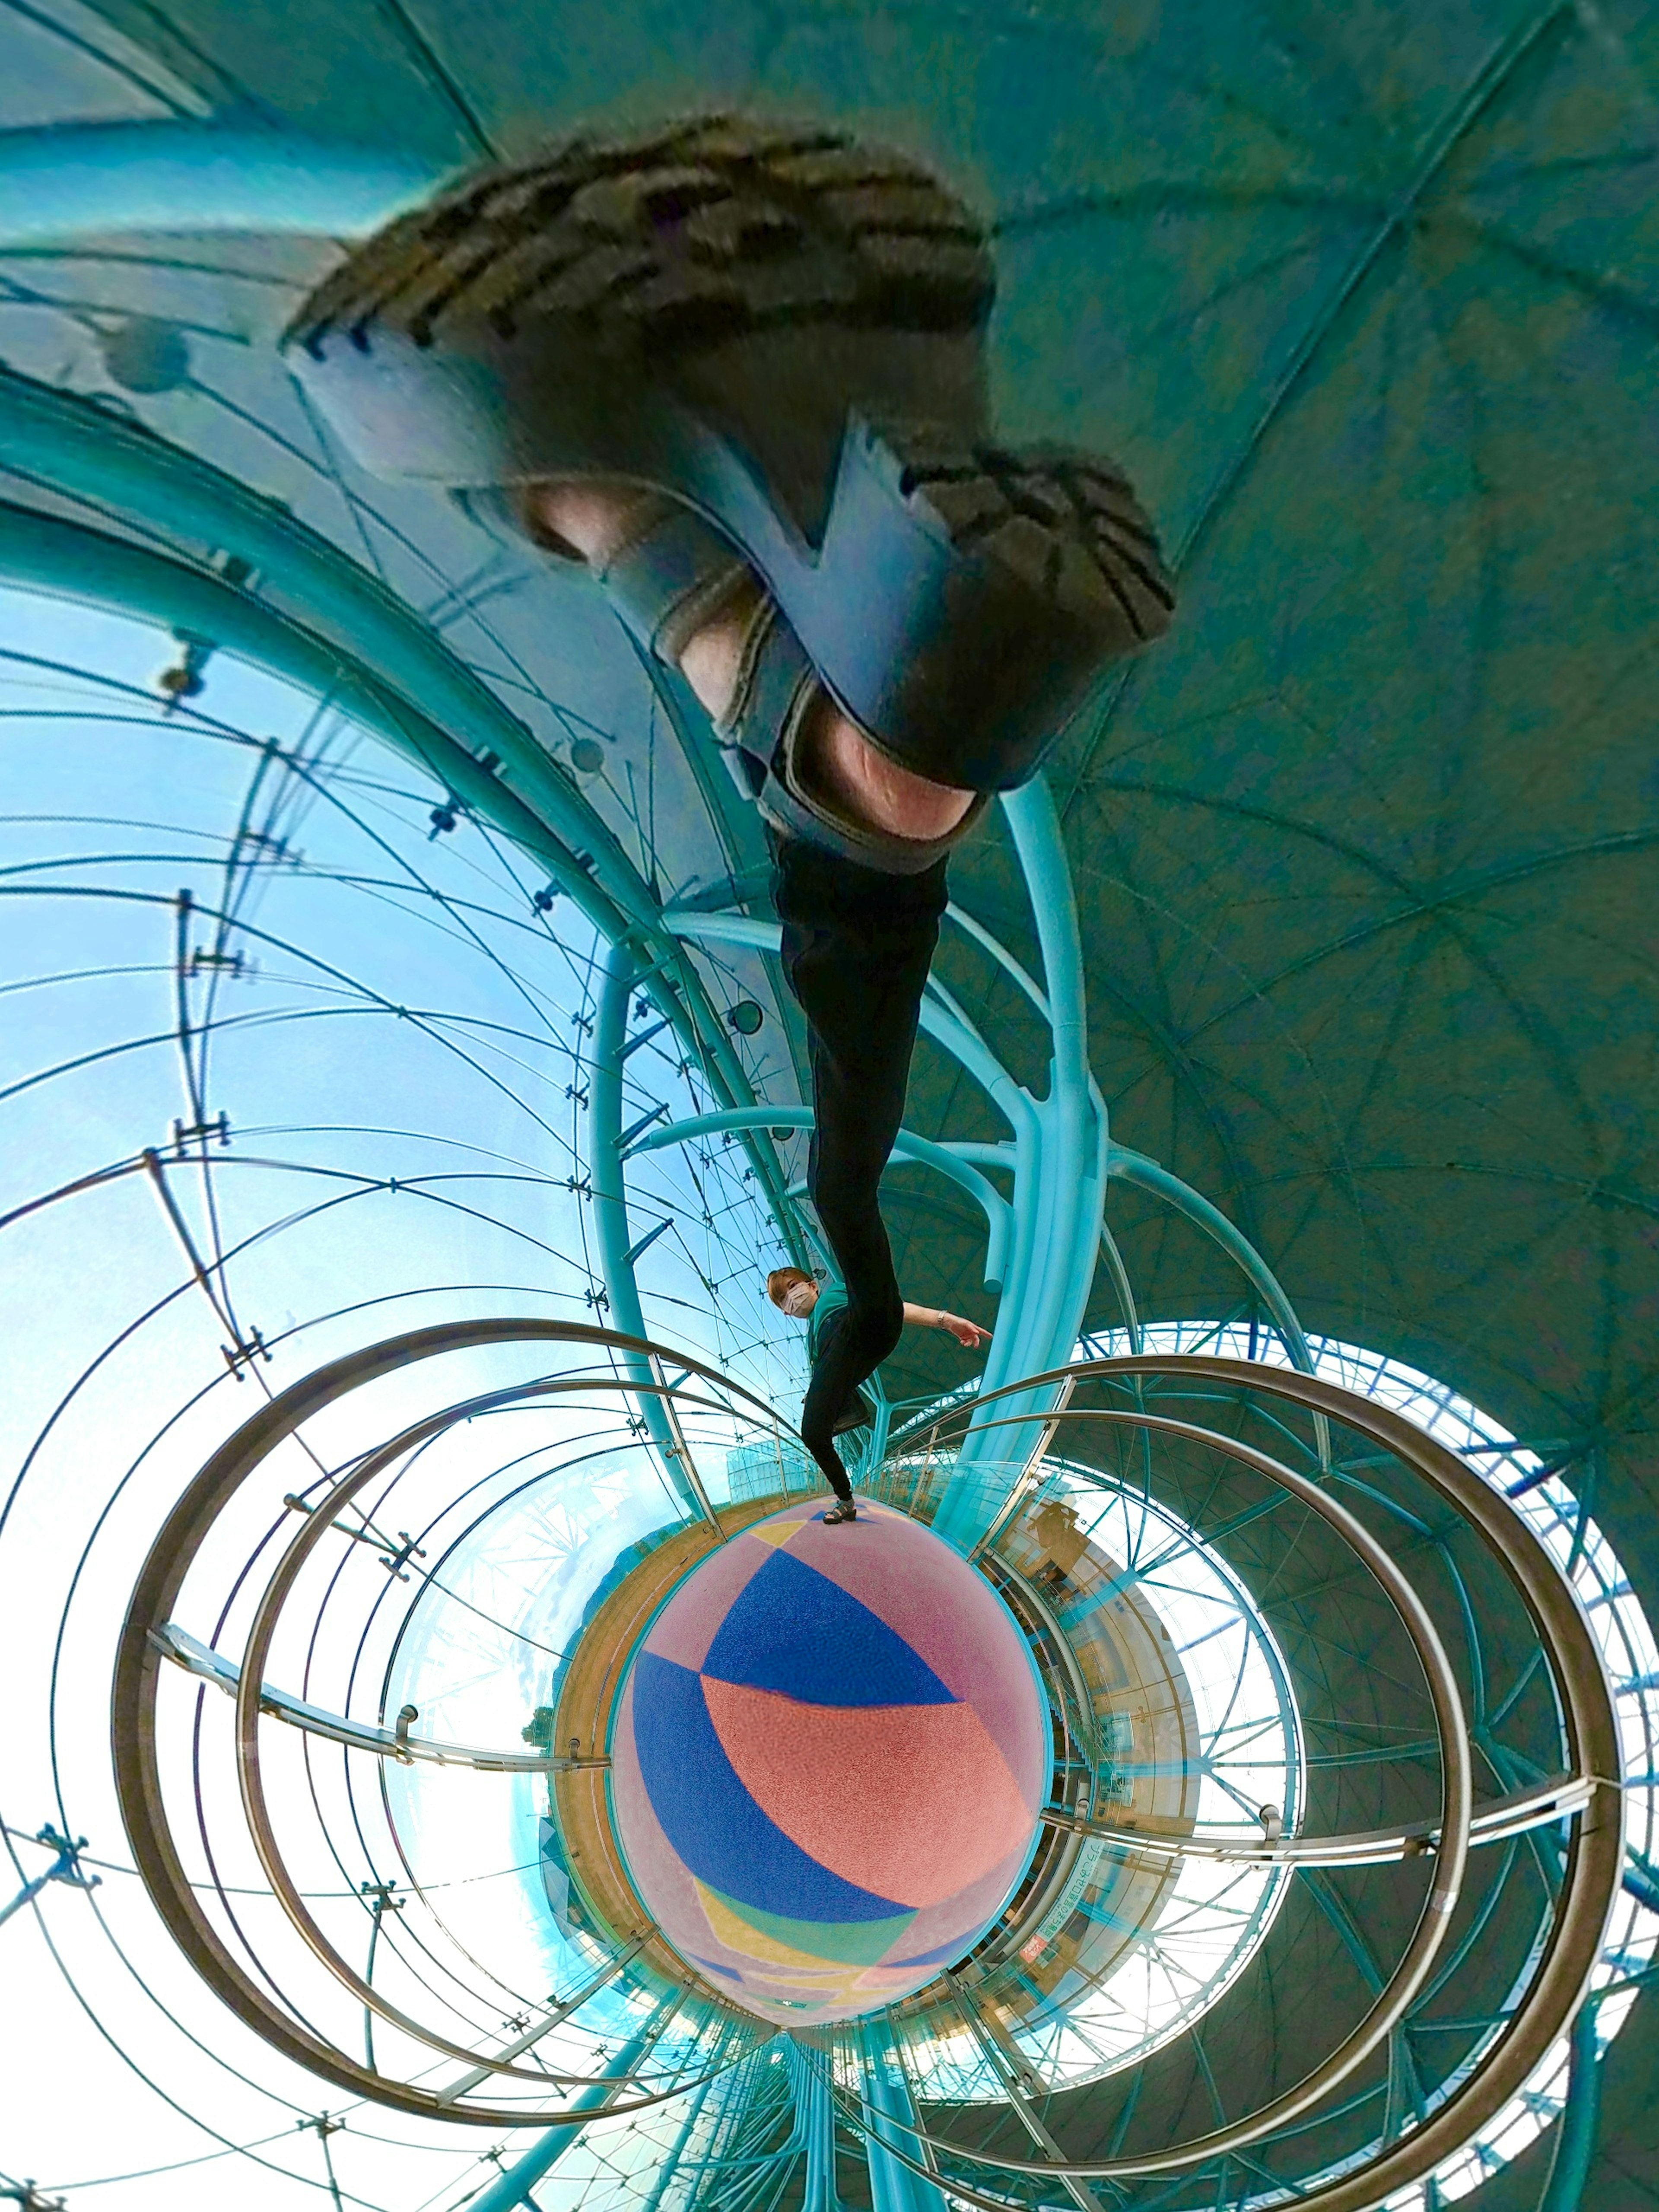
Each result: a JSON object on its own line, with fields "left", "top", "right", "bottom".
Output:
{"left": 766, "top": 1266, "right": 817, "bottom": 1310}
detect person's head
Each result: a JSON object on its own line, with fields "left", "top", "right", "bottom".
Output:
{"left": 766, "top": 1266, "right": 820, "bottom": 1320}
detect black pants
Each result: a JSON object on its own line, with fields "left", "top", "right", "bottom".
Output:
{"left": 772, "top": 833, "right": 948, "bottom": 1499}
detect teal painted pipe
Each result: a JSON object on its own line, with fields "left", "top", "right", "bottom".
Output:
{"left": 1097, "top": 1217, "right": 1144, "bottom": 1350}
{"left": 921, "top": 991, "right": 1034, "bottom": 1133}
{"left": 1004, "top": 782, "right": 1089, "bottom": 1091}
{"left": 1538, "top": 1999, "right": 1603, "bottom": 2212}
{"left": 972, "top": 1101, "right": 1105, "bottom": 1492}
{"left": 785, "top": 2038, "right": 837, "bottom": 2212}
{"left": 944, "top": 1022, "right": 1041, "bottom": 1474}
{"left": 933, "top": 783, "right": 1107, "bottom": 1548}
{"left": 944, "top": 899, "right": 1051, "bottom": 1020}
{"left": 688, "top": 2046, "right": 804, "bottom": 2178}
{"left": 640, "top": 2075, "right": 715, "bottom": 2212}
{"left": 861, "top": 2021, "right": 949, "bottom": 2212}
{"left": 0, "top": 121, "right": 438, "bottom": 243}
{"left": 464, "top": 1993, "right": 680, "bottom": 2212}
{"left": 0, "top": 363, "right": 803, "bottom": 1250}
{"left": 1106, "top": 1147, "right": 1315, "bottom": 1373}
{"left": 945, "top": 1109, "right": 1041, "bottom": 1503}
{"left": 589, "top": 941, "right": 686, "bottom": 1494}
{"left": 626, "top": 1105, "right": 1011, "bottom": 1289}
{"left": 1105, "top": 1144, "right": 1328, "bottom": 1469}
{"left": 861, "top": 1389, "right": 895, "bottom": 1476}
{"left": 993, "top": 783, "right": 1100, "bottom": 1399}
{"left": 659, "top": 913, "right": 781, "bottom": 956}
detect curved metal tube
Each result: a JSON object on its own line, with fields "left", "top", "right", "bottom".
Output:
{"left": 855, "top": 1356, "right": 1621, "bottom": 2212}
{"left": 1538, "top": 1997, "right": 1606, "bottom": 2212}
{"left": 237, "top": 1384, "right": 702, "bottom": 2080}
{"left": 926, "top": 1391, "right": 1474, "bottom": 2176}
{"left": 625, "top": 1103, "right": 1012, "bottom": 1287}
{"left": 1106, "top": 1146, "right": 1315, "bottom": 1373}
{"left": 992, "top": 782, "right": 1100, "bottom": 1393}
{"left": 943, "top": 900, "right": 1051, "bottom": 1022}
{"left": 149, "top": 1619, "right": 609, "bottom": 1772}
{"left": 462, "top": 1990, "right": 686, "bottom": 2212}
{"left": 918, "top": 786, "right": 1112, "bottom": 1548}
{"left": 111, "top": 1318, "right": 777, "bottom": 2121}
{"left": 588, "top": 938, "right": 703, "bottom": 1501}
{"left": 1040, "top": 1771, "right": 1599, "bottom": 1869}
{"left": 0, "top": 121, "right": 437, "bottom": 243}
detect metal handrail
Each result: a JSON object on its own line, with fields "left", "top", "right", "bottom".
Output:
{"left": 149, "top": 1622, "right": 611, "bottom": 1773}
{"left": 111, "top": 1317, "right": 777, "bottom": 2124}
{"left": 1039, "top": 1771, "right": 1604, "bottom": 1868}
{"left": 832, "top": 1355, "right": 1621, "bottom": 2212}
{"left": 113, "top": 1336, "right": 1623, "bottom": 2204}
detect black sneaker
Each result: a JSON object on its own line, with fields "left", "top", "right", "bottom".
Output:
{"left": 822, "top": 1498, "right": 858, "bottom": 1526}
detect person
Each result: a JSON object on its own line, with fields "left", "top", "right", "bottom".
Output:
{"left": 526, "top": 481, "right": 978, "bottom": 1528}
{"left": 765, "top": 1265, "right": 989, "bottom": 1516}
{"left": 283, "top": 113, "right": 1173, "bottom": 1532}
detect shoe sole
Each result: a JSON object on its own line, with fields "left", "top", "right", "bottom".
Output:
{"left": 881, "top": 420, "right": 1173, "bottom": 680}
{"left": 286, "top": 116, "right": 1172, "bottom": 787}
{"left": 287, "top": 112, "right": 992, "bottom": 362}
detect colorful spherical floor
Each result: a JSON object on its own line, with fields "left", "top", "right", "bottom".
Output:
{"left": 612, "top": 1498, "right": 1046, "bottom": 2021}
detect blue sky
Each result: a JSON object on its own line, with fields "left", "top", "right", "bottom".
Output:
{"left": 0, "top": 583, "right": 801, "bottom": 2209}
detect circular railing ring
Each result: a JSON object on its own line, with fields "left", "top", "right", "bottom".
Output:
{"left": 112, "top": 1335, "right": 1621, "bottom": 2190}
{"left": 893, "top": 1395, "right": 1473, "bottom": 2170}
{"left": 111, "top": 1318, "right": 779, "bottom": 2123}
{"left": 851, "top": 1355, "right": 1622, "bottom": 2212}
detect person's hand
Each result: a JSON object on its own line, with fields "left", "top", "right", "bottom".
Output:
{"left": 938, "top": 1312, "right": 990, "bottom": 1350}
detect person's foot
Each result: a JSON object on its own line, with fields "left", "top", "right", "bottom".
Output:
{"left": 288, "top": 117, "right": 1171, "bottom": 809}
{"left": 529, "top": 481, "right": 975, "bottom": 843}
{"left": 822, "top": 1497, "right": 858, "bottom": 1525}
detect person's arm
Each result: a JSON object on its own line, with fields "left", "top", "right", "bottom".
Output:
{"left": 901, "top": 1300, "right": 990, "bottom": 1350}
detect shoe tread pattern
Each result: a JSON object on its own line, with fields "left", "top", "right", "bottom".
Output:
{"left": 287, "top": 114, "right": 993, "bottom": 360}
{"left": 880, "top": 423, "right": 1177, "bottom": 646}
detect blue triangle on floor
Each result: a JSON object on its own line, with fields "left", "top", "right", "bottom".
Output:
{"left": 630, "top": 1651, "right": 908, "bottom": 1922}
{"left": 700, "top": 1548, "right": 955, "bottom": 1707}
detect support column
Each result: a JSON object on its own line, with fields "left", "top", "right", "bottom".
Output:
{"left": 1106, "top": 1147, "right": 1314, "bottom": 1371}
{"left": 589, "top": 940, "right": 683, "bottom": 1484}
{"left": 933, "top": 782, "right": 1106, "bottom": 1551}
{"left": 784, "top": 2037, "right": 838, "bottom": 2212}
{"left": 860, "top": 1390, "right": 894, "bottom": 1482}
{"left": 464, "top": 1989, "right": 682, "bottom": 2212}
{"left": 590, "top": 946, "right": 727, "bottom": 1532}
{"left": 639, "top": 2074, "right": 715, "bottom": 2212}
{"left": 861, "top": 2018, "right": 948, "bottom": 2212}
{"left": 1538, "top": 1999, "right": 1604, "bottom": 2212}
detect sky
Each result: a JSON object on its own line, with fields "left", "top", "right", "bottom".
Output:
{"left": 0, "top": 5, "right": 1656, "bottom": 2188}
{"left": 3, "top": 585, "right": 1658, "bottom": 2212}
{"left": 0, "top": 586, "right": 801, "bottom": 2212}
